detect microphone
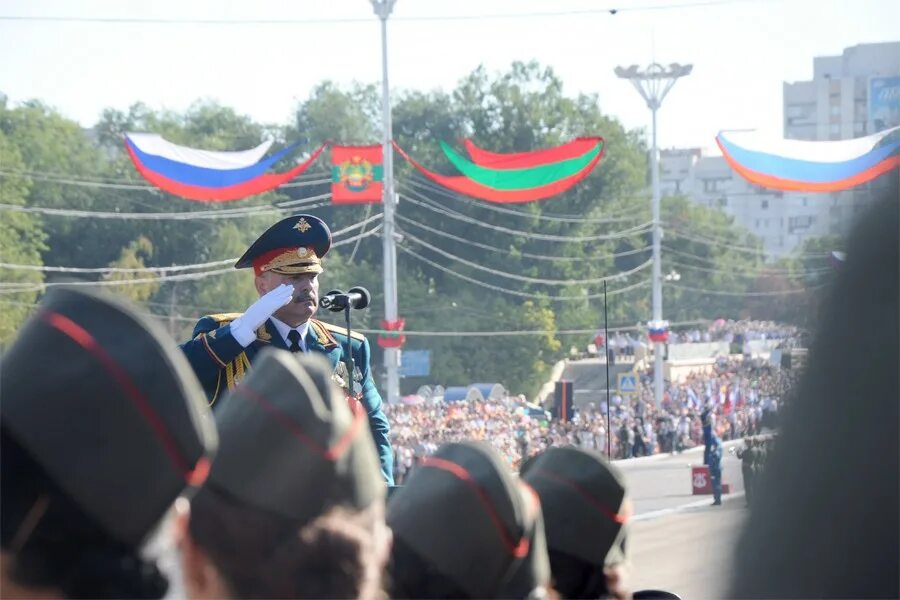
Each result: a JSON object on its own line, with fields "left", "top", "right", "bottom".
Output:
{"left": 319, "top": 287, "right": 371, "bottom": 312}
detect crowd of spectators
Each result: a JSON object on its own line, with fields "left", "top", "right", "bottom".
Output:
{"left": 386, "top": 352, "right": 799, "bottom": 483}
{"left": 669, "top": 319, "right": 800, "bottom": 345}
{"left": 594, "top": 319, "right": 805, "bottom": 361}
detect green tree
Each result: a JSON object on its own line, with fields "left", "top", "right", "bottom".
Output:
{"left": 0, "top": 101, "right": 137, "bottom": 270}
{"left": 105, "top": 236, "right": 160, "bottom": 303}
{"left": 191, "top": 222, "right": 260, "bottom": 314}
{"left": 290, "top": 82, "right": 380, "bottom": 147}
{"left": 0, "top": 130, "right": 46, "bottom": 343}
{"left": 660, "top": 195, "right": 764, "bottom": 323}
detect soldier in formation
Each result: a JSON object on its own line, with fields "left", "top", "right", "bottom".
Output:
{"left": 1, "top": 288, "right": 217, "bottom": 598}
{"left": 735, "top": 437, "right": 758, "bottom": 506}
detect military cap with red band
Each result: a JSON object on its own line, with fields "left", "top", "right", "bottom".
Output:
{"left": 234, "top": 214, "right": 332, "bottom": 276}
{"left": 0, "top": 287, "right": 218, "bottom": 547}
{"left": 200, "top": 349, "right": 384, "bottom": 523}
{"left": 521, "top": 446, "right": 630, "bottom": 567}
{"left": 387, "top": 441, "right": 551, "bottom": 599}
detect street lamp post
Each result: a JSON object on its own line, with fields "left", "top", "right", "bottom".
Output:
{"left": 371, "top": 0, "right": 400, "bottom": 405}
{"left": 615, "top": 63, "right": 692, "bottom": 408}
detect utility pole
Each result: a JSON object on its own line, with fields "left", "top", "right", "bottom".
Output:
{"left": 371, "top": 0, "right": 400, "bottom": 405}
{"left": 614, "top": 62, "right": 692, "bottom": 407}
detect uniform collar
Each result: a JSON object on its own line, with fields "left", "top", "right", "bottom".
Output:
{"left": 269, "top": 317, "right": 310, "bottom": 350}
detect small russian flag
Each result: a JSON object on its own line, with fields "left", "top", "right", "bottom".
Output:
{"left": 648, "top": 320, "right": 669, "bottom": 343}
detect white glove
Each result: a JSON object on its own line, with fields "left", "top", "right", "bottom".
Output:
{"left": 230, "top": 284, "right": 294, "bottom": 347}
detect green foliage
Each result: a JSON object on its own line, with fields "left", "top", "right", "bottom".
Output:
{"left": 192, "top": 222, "right": 260, "bottom": 314}
{"left": 290, "top": 82, "right": 380, "bottom": 147}
{"left": 105, "top": 236, "right": 160, "bottom": 302}
{"left": 0, "top": 131, "right": 45, "bottom": 344}
{"left": 661, "top": 195, "right": 764, "bottom": 321}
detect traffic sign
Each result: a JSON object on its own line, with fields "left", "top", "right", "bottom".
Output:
{"left": 617, "top": 372, "right": 638, "bottom": 394}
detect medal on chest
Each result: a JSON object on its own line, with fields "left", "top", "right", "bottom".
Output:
{"left": 332, "top": 362, "right": 364, "bottom": 414}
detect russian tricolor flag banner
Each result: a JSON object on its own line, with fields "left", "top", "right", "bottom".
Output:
{"left": 124, "top": 133, "right": 327, "bottom": 202}
{"left": 716, "top": 126, "right": 900, "bottom": 193}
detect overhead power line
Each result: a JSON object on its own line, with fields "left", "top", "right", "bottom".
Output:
{"left": 660, "top": 244, "right": 831, "bottom": 266}
{"left": 667, "top": 228, "right": 835, "bottom": 258}
{"left": 0, "top": 216, "right": 382, "bottom": 275}
{"left": 0, "top": 171, "right": 331, "bottom": 195}
{"left": 667, "top": 260, "right": 832, "bottom": 278}
{"left": 0, "top": 168, "right": 326, "bottom": 186}
{"left": 403, "top": 177, "right": 648, "bottom": 224}
{"left": 396, "top": 213, "right": 652, "bottom": 263}
{"left": 0, "top": 1, "right": 771, "bottom": 26}
{"left": 398, "top": 244, "right": 651, "bottom": 301}
{"left": 0, "top": 257, "right": 237, "bottom": 275}
{"left": 400, "top": 228, "right": 652, "bottom": 286}
{"left": 0, "top": 226, "right": 382, "bottom": 294}
{"left": 0, "top": 193, "right": 335, "bottom": 220}
{"left": 665, "top": 229, "right": 768, "bottom": 255}
{"left": 667, "top": 283, "right": 824, "bottom": 296}
{"left": 0, "top": 267, "right": 236, "bottom": 294}
{"left": 402, "top": 191, "right": 652, "bottom": 242}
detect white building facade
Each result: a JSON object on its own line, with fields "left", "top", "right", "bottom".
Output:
{"left": 659, "top": 149, "right": 823, "bottom": 258}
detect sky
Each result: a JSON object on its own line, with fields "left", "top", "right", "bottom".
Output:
{"left": 1, "top": 0, "right": 899, "bottom": 154}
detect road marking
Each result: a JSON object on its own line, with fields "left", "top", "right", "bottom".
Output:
{"left": 633, "top": 491, "right": 746, "bottom": 522}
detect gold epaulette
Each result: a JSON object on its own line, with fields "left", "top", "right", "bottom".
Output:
{"left": 317, "top": 319, "right": 366, "bottom": 341}
{"left": 309, "top": 319, "right": 339, "bottom": 350}
{"left": 207, "top": 312, "right": 243, "bottom": 324}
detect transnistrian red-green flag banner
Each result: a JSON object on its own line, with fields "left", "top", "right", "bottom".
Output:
{"left": 331, "top": 144, "right": 384, "bottom": 204}
{"left": 392, "top": 137, "right": 605, "bottom": 203}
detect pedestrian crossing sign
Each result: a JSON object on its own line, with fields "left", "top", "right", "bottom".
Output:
{"left": 618, "top": 372, "right": 638, "bottom": 394}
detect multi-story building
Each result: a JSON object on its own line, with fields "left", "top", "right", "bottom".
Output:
{"left": 784, "top": 42, "right": 900, "bottom": 140}
{"left": 782, "top": 42, "right": 900, "bottom": 240}
{"left": 660, "top": 149, "right": 824, "bottom": 258}
{"left": 662, "top": 42, "right": 899, "bottom": 259}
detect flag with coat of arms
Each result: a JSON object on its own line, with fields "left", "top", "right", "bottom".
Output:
{"left": 331, "top": 144, "right": 384, "bottom": 204}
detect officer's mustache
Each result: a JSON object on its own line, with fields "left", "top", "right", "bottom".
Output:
{"left": 293, "top": 293, "right": 315, "bottom": 304}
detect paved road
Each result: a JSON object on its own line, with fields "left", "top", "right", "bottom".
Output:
{"left": 629, "top": 496, "right": 746, "bottom": 599}
{"left": 612, "top": 442, "right": 749, "bottom": 599}
{"left": 615, "top": 439, "right": 746, "bottom": 515}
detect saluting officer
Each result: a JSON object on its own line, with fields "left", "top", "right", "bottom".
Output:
{"left": 179, "top": 214, "right": 393, "bottom": 483}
